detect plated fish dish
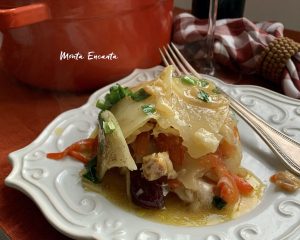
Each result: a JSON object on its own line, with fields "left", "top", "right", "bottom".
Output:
{"left": 47, "top": 66, "right": 265, "bottom": 225}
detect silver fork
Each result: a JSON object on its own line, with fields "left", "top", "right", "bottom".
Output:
{"left": 160, "top": 43, "right": 300, "bottom": 176}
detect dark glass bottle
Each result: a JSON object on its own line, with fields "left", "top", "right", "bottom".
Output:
{"left": 192, "top": 0, "right": 246, "bottom": 19}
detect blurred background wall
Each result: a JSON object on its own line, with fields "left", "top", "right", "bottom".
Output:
{"left": 174, "top": 0, "right": 300, "bottom": 31}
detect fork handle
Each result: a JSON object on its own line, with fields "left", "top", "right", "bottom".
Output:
{"left": 229, "top": 96, "right": 300, "bottom": 175}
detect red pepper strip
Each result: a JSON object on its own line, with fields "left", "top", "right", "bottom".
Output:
{"left": 67, "top": 138, "right": 98, "bottom": 153}
{"left": 47, "top": 151, "right": 67, "bottom": 160}
{"left": 68, "top": 150, "right": 90, "bottom": 163}
{"left": 46, "top": 138, "right": 98, "bottom": 163}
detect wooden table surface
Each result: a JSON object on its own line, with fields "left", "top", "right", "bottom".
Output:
{"left": 0, "top": 7, "right": 300, "bottom": 240}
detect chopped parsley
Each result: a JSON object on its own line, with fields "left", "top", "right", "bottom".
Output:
{"left": 198, "top": 79, "right": 209, "bottom": 87}
{"left": 212, "top": 196, "right": 227, "bottom": 210}
{"left": 141, "top": 104, "right": 156, "bottom": 115}
{"left": 212, "top": 87, "right": 222, "bottom": 94}
{"left": 83, "top": 157, "right": 99, "bottom": 183}
{"left": 181, "top": 75, "right": 197, "bottom": 85}
{"left": 96, "top": 85, "right": 150, "bottom": 110}
{"left": 96, "top": 84, "right": 131, "bottom": 110}
{"left": 197, "top": 90, "right": 211, "bottom": 102}
{"left": 102, "top": 120, "right": 115, "bottom": 134}
{"left": 96, "top": 98, "right": 112, "bottom": 110}
{"left": 180, "top": 75, "right": 210, "bottom": 88}
{"left": 130, "top": 88, "right": 150, "bottom": 101}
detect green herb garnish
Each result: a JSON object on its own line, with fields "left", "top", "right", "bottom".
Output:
{"left": 181, "top": 75, "right": 210, "bottom": 89}
{"left": 141, "top": 104, "right": 156, "bottom": 115}
{"left": 96, "top": 85, "right": 152, "bottom": 110}
{"left": 197, "top": 90, "right": 211, "bottom": 102}
{"left": 198, "top": 79, "right": 209, "bottom": 87}
{"left": 212, "top": 87, "right": 222, "bottom": 94}
{"left": 96, "top": 99, "right": 112, "bottom": 110}
{"left": 103, "top": 120, "right": 116, "bottom": 134}
{"left": 96, "top": 84, "right": 132, "bottom": 110}
{"left": 131, "top": 88, "right": 150, "bottom": 101}
{"left": 212, "top": 196, "right": 227, "bottom": 210}
{"left": 105, "top": 85, "right": 126, "bottom": 104}
{"left": 181, "top": 75, "right": 197, "bottom": 85}
{"left": 83, "top": 157, "right": 99, "bottom": 183}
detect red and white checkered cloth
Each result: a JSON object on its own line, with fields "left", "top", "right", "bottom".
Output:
{"left": 173, "top": 13, "right": 300, "bottom": 99}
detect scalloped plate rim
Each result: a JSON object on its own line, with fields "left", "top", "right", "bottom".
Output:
{"left": 5, "top": 65, "right": 300, "bottom": 240}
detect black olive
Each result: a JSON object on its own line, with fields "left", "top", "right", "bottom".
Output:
{"left": 129, "top": 166, "right": 165, "bottom": 209}
{"left": 212, "top": 196, "right": 227, "bottom": 210}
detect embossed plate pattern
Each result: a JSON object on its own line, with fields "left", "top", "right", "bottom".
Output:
{"left": 5, "top": 66, "right": 300, "bottom": 240}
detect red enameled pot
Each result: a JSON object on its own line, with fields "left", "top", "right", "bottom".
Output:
{"left": 0, "top": 0, "right": 173, "bottom": 91}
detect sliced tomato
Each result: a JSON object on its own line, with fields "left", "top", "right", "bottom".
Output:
{"left": 130, "top": 131, "right": 152, "bottom": 160}
{"left": 218, "top": 139, "right": 236, "bottom": 158}
{"left": 155, "top": 133, "right": 186, "bottom": 170}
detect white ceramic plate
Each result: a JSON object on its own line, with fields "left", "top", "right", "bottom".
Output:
{"left": 5, "top": 66, "right": 300, "bottom": 240}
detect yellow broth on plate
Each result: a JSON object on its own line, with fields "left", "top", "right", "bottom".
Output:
{"left": 82, "top": 168, "right": 264, "bottom": 226}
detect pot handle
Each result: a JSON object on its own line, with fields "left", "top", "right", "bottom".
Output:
{"left": 0, "top": 3, "right": 50, "bottom": 30}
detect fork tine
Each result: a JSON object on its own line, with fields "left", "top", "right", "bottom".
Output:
{"left": 170, "top": 42, "right": 202, "bottom": 78}
{"left": 160, "top": 47, "right": 181, "bottom": 76}
{"left": 166, "top": 44, "right": 189, "bottom": 76}
{"left": 162, "top": 43, "right": 300, "bottom": 175}
{"left": 162, "top": 46, "right": 175, "bottom": 66}
{"left": 159, "top": 48, "right": 169, "bottom": 66}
